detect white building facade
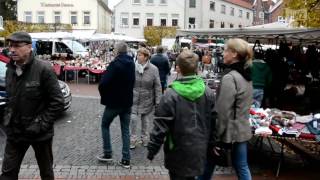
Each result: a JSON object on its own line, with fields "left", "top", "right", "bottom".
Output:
{"left": 114, "top": 0, "right": 253, "bottom": 38}
{"left": 17, "top": 0, "right": 112, "bottom": 33}
{"left": 114, "top": 0, "right": 185, "bottom": 38}
{"left": 186, "top": 0, "right": 253, "bottom": 29}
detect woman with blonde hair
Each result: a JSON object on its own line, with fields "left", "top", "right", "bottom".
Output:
{"left": 200, "top": 38, "right": 253, "bottom": 180}
{"left": 130, "top": 47, "right": 162, "bottom": 149}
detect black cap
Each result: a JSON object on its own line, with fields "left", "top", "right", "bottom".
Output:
{"left": 6, "top": 31, "right": 32, "bottom": 44}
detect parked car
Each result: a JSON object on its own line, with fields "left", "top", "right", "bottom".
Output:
{"left": 0, "top": 53, "right": 71, "bottom": 121}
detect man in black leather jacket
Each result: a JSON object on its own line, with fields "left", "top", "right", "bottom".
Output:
{"left": 1, "top": 32, "right": 64, "bottom": 180}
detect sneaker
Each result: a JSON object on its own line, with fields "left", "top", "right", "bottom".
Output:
{"left": 130, "top": 144, "right": 136, "bottom": 149}
{"left": 118, "top": 159, "right": 130, "bottom": 169}
{"left": 97, "top": 154, "right": 112, "bottom": 162}
{"left": 130, "top": 139, "right": 138, "bottom": 149}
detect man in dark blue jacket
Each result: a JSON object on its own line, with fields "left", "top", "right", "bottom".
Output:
{"left": 98, "top": 42, "right": 135, "bottom": 168}
{"left": 150, "top": 46, "right": 170, "bottom": 93}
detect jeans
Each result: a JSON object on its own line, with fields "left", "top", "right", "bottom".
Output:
{"left": 232, "top": 142, "right": 251, "bottom": 180}
{"left": 198, "top": 142, "right": 251, "bottom": 180}
{"left": 1, "top": 138, "right": 54, "bottom": 180}
{"left": 253, "top": 88, "right": 264, "bottom": 108}
{"left": 101, "top": 107, "right": 131, "bottom": 161}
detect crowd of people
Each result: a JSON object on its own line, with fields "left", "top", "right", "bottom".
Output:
{"left": 97, "top": 39, "right": 254, "bottom": 180}
{"left": 1, "top": 31, "right": 319, "bottom": 180}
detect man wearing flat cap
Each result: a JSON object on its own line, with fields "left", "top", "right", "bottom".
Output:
{"left": 0, "top": 31, "right": 64, "bottom": 180}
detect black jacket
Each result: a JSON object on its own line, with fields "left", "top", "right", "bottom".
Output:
{"left": 99, "top": 53, "right": 135, "bottom": 108}
{"left": 150, "top": 54, "right": 170, "bottom": 83}
{"left": 148, "top": 87, "right": 216, "bottom": 176}
{"left": 4, "top": 53, "right": 64, "bottom": 142}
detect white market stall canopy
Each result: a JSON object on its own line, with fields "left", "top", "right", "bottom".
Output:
{"left": 90, "top": 33, "right": 146, "bottom": 42}
{"left": 30, "top": 32, "right": 74, "bottom": 40}
{"left": 29, "top": 31, "right": 146, "bottom": 42}
{"left": 177, "top": 27, "right": 320, "bottom": 44}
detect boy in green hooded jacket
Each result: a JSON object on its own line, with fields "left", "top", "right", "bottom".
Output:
{"left": 147, "top": 50, "right": 216, "bottom": 180}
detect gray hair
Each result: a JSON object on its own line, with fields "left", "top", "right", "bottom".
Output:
{"left": 114, "top": 42, "right": 128, "bottom": 53}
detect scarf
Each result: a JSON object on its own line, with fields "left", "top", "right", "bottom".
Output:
{"left": 223, "top": 62, "right": 252, "bottom": 81}
{"left": 135, "top": 61, "right": 148, "bottom": 74}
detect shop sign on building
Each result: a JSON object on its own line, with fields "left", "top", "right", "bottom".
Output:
{"left": 40, "top": 2, "right": 74, "bottom": 7}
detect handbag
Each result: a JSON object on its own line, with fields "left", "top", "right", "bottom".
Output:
{"left": 211, "top": 142, "right": 233, "bottom": 167}
{"left": 212, "top": 71, "right": 239, "bottom": 167}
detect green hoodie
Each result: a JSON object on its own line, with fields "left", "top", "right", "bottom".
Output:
{"left": 170, "top": 75, "right": 205, "bottom": 101}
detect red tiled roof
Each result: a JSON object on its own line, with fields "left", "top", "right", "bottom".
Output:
{"left": 224, "top": 0, "right": 253, "bottom": 9}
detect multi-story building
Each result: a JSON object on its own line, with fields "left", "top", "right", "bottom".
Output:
{"left": 16, "top": 0, "right": 112, "bottom": 33}
{"left": 114, "top": 0, "right": 185, "bottom": 38}
{"left": 252, "top": 0, "right": 274, "bottom": 25}
{"left": 252, "top": 0, "right": 285, "bottom": 25}
{"left": 114, "top": 0, "right": 254, "bottom": 38}
{"left": 268, "top": 0, "right": 284, "bottom": 23}
{"left": 185, "top": 0, "right": 253, "bottom": 29}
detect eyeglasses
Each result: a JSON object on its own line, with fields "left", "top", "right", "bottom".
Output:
{"left": 8, "top": 43, "right": 29, "bottom": 48}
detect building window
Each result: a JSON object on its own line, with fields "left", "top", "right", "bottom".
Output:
{"left": 147, "top": 18, "right": 153, "bottom": 26}
{"left": 132, "top": 13, "right": 140, "bottom": 26}
{"left": 221, "top": 5, "right": 226, "bottom": 14}
{"left": 230, "top": 23, "right": 234, "bottom": 28}
{"left": 24, "top": 11, "right": 32, "bottom": 23}
{"left": 133, "top": 17, "right": 139, "bottom": 26}
{"left": 209, "top": 19, "right": 214, "bottom": 28}
{"left": 54, "top": 11, "right": 61, "bottom": 24}
{"left": 188, "top": 17, "right": 195, "bottom": 28}
{"left": 160, "top": 14, "right": 167, "bottom": 26}
{"left": 160, "top": 19, "right": 166, "bottom": 26}
{"left": 221, "top": 22, "right": 225, "bottom": 28}
{"left": 70, "top": 11, "right": 77, "bottom": 25}
{"left": 239, "top": 10, "right": 243, "bottom": 17}
{"left": 171, "top": 14, "right": 179, "bottom": 26}
{"left": 189, "top": 0, "right": 196, "bottom": 8}
{"left": 147, "top": 0, "right": 154, "bottom": 4}
{"left": 239, "top": 24, "right": 242, "bottom": 28}
{"left": 83, "top": 11, "right": 91, "bottom": 25}
{"left": 120, "top": 13, "right": 129, "bottom": 27}
{"left": 37, "top": 11, "right": 45, "bottom": 23}
{"left": 133, "top": 0, "right": 141, "bottom": 4}
{"left": 230, "top": 7, "right": 234, "bottom": 16}
{"left": 210, "top": 1, "right": 215, "bottom": 11}
{"left": 246, "top": 12, "right": 250, "bottom": 19}
{"left": 172, "top": 19, "right": 178, "bottom": 26}
{"left": 146, "top": 13, "right": 154, "bottom": 26}
{"left": 160, "top": 0, "right": 167, "bottom": 5}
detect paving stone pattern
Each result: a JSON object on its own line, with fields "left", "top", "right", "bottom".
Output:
{"left": 0, "top": 97, "right": 234, "bottom": 179}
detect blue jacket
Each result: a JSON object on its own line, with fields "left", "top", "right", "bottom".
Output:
{"left": 150, "top": 53, "right": 170, "bottom": 83}
{"left": 99, "top": 53, "right": 135, "bottom": 108}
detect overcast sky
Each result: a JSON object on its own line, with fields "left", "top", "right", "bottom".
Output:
{"left": 109, "top": 0, "right": 121, "bottom": 9}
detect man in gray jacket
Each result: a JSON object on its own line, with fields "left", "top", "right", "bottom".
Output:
{"left": 147, "top": 50, "right": 216, "bottom": 179}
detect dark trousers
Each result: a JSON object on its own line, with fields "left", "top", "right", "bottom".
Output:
{"left": 0, "top": 138, "right": 54, "bottom": 180}
{"left": 169, "top": 172, "right": 196, "bottom": 180}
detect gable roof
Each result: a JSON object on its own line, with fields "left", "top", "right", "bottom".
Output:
{"left": 223, "top": 0, "right": 253, "bottom": 10}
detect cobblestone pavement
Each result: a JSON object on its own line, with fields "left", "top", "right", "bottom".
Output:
{"left": 0, "top": 73, "right": 319, "bottom": 179}
{"left": 0, "top": 96, "right": 237, "bottom": 179}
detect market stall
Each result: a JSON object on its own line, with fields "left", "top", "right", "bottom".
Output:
{"left": 178, "top": 26, "right": 320, "bottom": 176}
